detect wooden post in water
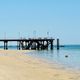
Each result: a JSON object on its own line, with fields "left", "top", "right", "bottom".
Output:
{"left": 46, "top": 40, "right": 48, "bottom": 50}
{"left": 6, "top": 41, "right": 8, "bottom": 50}
{"left": 17, "top": 41, "right": 20, "bottom": 50}
{"left": 51, "top": 40, "right": 53, "bottom": 50}
{"left": 25, "top": 41, "right": 27, "bottom": 50}
{"left": 4, "top": 41, "right": 5, "bottom": 50}
{"left": 42, "top": 41, "right": 44, "bottom": 50}
{"left": 57, "top": 39, "right": 59, "bottom": 50}
{"left": 17, "top": 41, "right": 19, "bottom": 50}
{"left": 37, "top": 42, "right": 39, "bottom": 50}
{"left": 19, "top": 41, "right": 21, "bottom": 50}
{"left": 4, "top": 41, "right": 8, "bottom": 50}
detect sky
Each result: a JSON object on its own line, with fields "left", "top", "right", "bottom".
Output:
{"left": 0, "top": 0, "right": 80, "bottom": 45}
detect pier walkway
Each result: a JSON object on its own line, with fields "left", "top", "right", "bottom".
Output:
{"left": 0, "top": 38, "right": 54, "bottom": 50}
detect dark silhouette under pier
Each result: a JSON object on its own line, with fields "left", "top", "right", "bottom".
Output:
{"left": 0, "top": 38, "right": 54, "bottom": 50}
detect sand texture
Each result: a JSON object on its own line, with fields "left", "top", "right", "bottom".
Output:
{"left": 0, "top": 50, "right": 79, "bottom": 80}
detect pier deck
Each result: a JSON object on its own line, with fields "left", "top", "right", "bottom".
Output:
{"left": 0, "top": 38, "right": 54, "bottom": 50}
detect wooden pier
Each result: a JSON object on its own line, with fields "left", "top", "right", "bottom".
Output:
{"left": 0, "top": 38, "right": 54, "bottom": 50}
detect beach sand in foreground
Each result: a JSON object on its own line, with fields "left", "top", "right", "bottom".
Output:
{"left": 0, "top": 50, "right": 80, "bottom": 80}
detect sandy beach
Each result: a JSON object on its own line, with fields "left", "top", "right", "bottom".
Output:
{"left": 0, "top": 50, "right": 79, "bottom": 80}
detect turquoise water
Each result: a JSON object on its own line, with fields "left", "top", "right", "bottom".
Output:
{"left": 26, "top": 45, "right": 80, "bottom": 70}
{"left": 0, "top": 46, "right": 17, "bottom": 50}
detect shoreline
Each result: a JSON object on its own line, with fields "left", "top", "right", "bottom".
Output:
{"left": 27, "top": 52, "right": 80, "bottom": 73}
{"left": 26, "top": 50, "right": 80, "bottom": 72}
{"left": 0, "top": 50, "right": 80, "bottom": 80}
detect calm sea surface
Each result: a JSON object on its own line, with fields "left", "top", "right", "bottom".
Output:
{"left": 26, "top": 45, "right": 80, "bottom": 70}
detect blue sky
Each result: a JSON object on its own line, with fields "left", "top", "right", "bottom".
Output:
{"left": 0, "top": 0, "right": 80, "bottom": 44}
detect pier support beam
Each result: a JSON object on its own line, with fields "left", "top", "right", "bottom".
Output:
{"left": 22, "top": 41, "right": 24, "bottom": 50}
{"left": 37, "top": 42, "right": 39, "bottom": 50}
{"left": 57, "top": 39, "right": 59, "bottom": 50}
{"left": 17, "top": 41, "right": 21, "bottom": 50}
{"left": 41, "top": 41, "right": 44, "bottom": 50}
{"left": 25, "top": 41, "right": 27, "bottom": 50}
{"left": 4, "top": 41, "right": 8, "bottom": 50}
{"left": 51, "top": 40, "right": 53, "bottom": 50}
{"left": 46, "top": 41, "right": 48, "bottom": 50}
{"left": 19, "top": 41, "right": 21, "bottom": 50}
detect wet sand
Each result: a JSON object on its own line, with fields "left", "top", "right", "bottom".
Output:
{"left": 0, "top": 50, "right": 80, "bottom": 80}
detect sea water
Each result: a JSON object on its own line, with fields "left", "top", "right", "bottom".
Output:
{"left": 26, "top": 45, "right": 80, "bottom": 70}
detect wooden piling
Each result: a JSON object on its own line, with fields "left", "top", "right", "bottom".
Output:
{"left": 51, "top": 40, "right": 53, "bottom": 50}
{"left": 4, "top": 41, "right": 5, "bottom": 50}
{"left": 6, "top": 41, "right": 8, "bottom": 50}
{"left": 4, "top": 41, "right": 8, "bottom": 50}
{"left": 46, "top": 41, "right": 48, "bottom": 50}
{"left": 57, "top": 39, "right": 59, "bottom": 50}
{"left": 19, "top": 41, "right": 21, "bottom": 50}
{"left": 37, "top": 42, "right": 39, "bottom": 50}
